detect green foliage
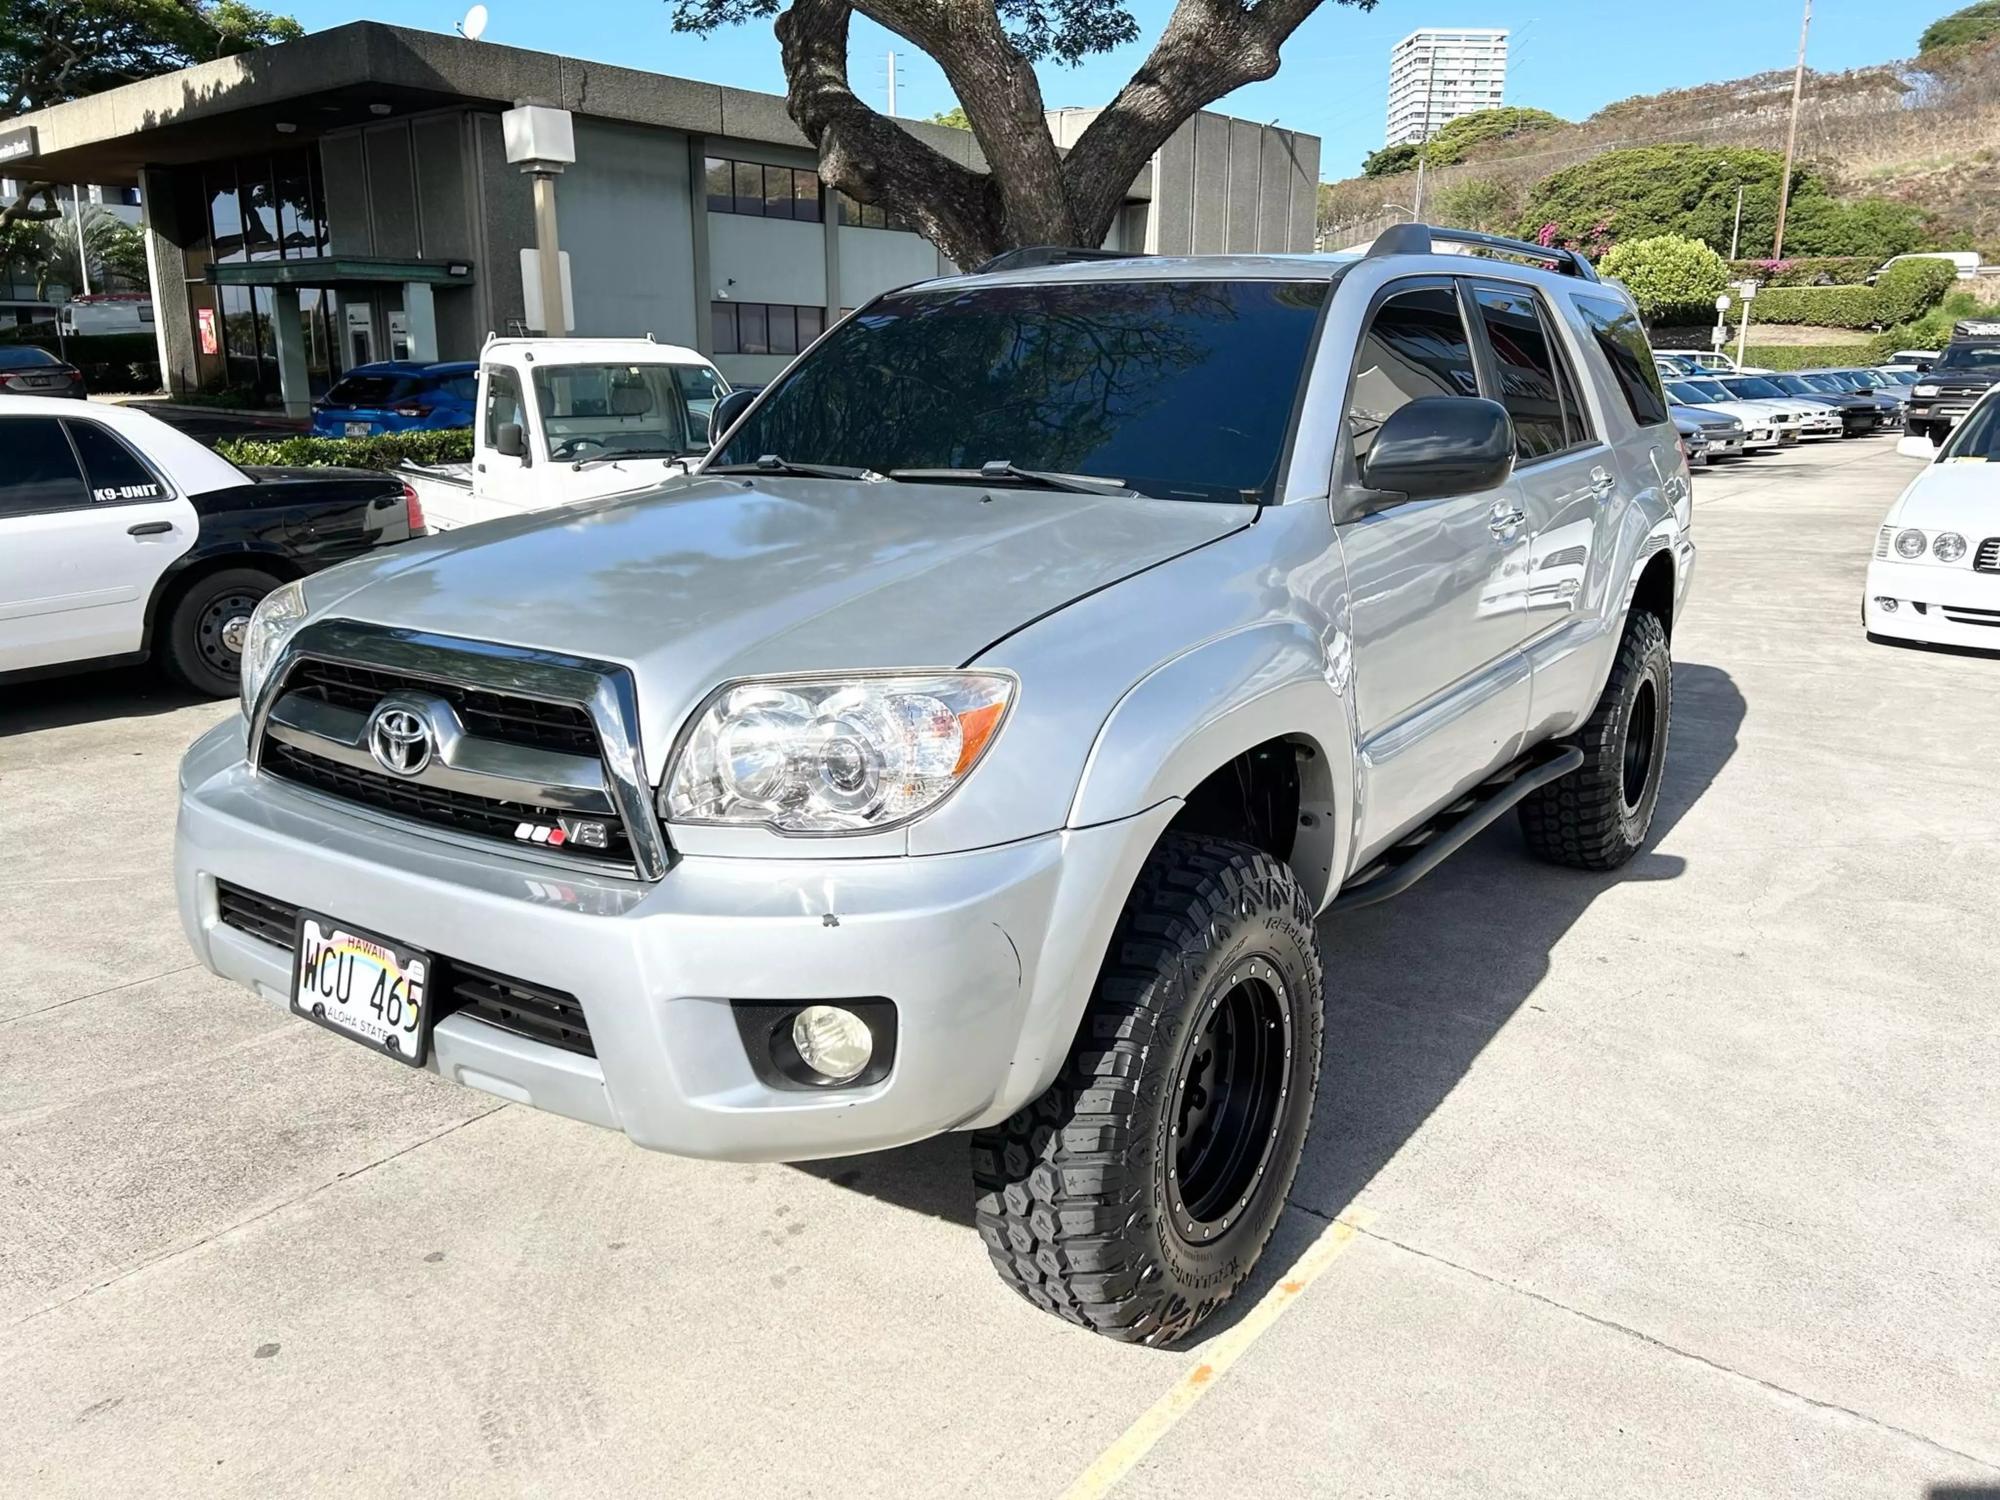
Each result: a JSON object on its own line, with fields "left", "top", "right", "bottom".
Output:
{"left": 1362, "top": 142, "right": 1422, "bottom": 178}
{"left": 1873, "top": 256, "right": 1960, "bottom": 324}
{"left": 928, "top": 106, "right": 970, "bottom": 130}
{"left": 1920, "top": 1, "right": 2000, "bottom": 55}
{"left": 215, "top": 428, "right": 474, "bottom": 469}
{"left": 1, "top": 1, "right": 301, "bottom": 116}
{"left": 1599, "top": 235, "right": 1728, "bottom": 317}
{"left": 1747, "top": 285, "right": 1885, "bottom": 329}
{"left": 1517, "top": 145, "right": 1931, "bottom": 264}
{"left": 1743, "top": 341, "right": 1894, "bottom": 371}
{"left": 1728, "top": 256, "right": 1877, "bottom": 286}
{"left": 1886, "top": 288, "right": 1983, "bottom": 351}
{"left": 1423, "top": 107, "right": 1563, "bottom": 167}
{"left": 1429, "top": 176, "right": 1517, "bottom": 234}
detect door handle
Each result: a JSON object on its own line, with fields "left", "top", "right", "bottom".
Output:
{"left": 128, "top": 520, "right": 173, "bottom": 537}
{"left": 1587, "top": 468, "right": 1617, "bottom": 501}
{"left": 1488, "top": 505, "right": 1526, "bottom": 535}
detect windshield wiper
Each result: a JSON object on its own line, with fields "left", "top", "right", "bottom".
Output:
{"left": 706, "top": 454, "right": 883, "bottom": 481}
{"left": 887, "top": 460, "right": 1136, "bottom": 497}
{"left": 571, "top": 446, "right": 694, "bottom": 470}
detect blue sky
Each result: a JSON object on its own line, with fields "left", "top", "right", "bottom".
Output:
{"left": 282, "top": 0, "right": 1968, "bottom": 180}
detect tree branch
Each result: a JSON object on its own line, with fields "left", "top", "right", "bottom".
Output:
{"left": 0, "top": 185, "right": 63, "bottom": 230}
{"left": 776, "top": 0, "right": 1010, "bottom": 266}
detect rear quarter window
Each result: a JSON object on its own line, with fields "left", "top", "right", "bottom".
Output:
{"left": 1573, "top": 294, "right": 1670, "bottom": 428}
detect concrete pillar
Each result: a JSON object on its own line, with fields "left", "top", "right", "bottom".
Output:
{"left": 820, "top": 170, "right": 840, "bottom": 330}
{"left": 270, "top": 286, "right": 311, "bottom": 419}
{"left": 687, "top": 135, "right": 713, "bottom": 356}
{"left": 138, "top": 166, "right": 195, "bottom": 395}
{"left": 403, "top": 281, "right": 439, "bottom": 361}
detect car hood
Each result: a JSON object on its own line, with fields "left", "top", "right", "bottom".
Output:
{"left": 302, "top": 474, "right": 1253, "bottom": 771}
{"left": 1887, "top": 462, "right": 2000, "bottom": 530}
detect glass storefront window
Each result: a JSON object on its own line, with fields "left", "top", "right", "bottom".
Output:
{"left": 206, "top": 168, "right": 244, "bottom": 263}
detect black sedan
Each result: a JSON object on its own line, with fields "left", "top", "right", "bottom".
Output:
{"left": 0, "top": 342, "right": 86, "bottom": 398}
{"left": 1761, "top": 373, "right": 1895, "bottom": 437}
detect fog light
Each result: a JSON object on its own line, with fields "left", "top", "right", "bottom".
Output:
{"left": 1874, "top": 596, "right": 1899, "bottom": 613}
{"left": 791, "top": 1005, "right": 873, "bottom": 1081}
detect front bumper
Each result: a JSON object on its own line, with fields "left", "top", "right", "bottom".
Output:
{"left": 176, "top": 719, "right": 1173, "bottom": 1161}
{"left": 1863, "top": 559, "right": 2000, "bottom": 651}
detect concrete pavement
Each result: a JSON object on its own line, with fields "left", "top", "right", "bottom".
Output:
{"left": 2, "top": 436, "right": 1995, "bottom": 1497}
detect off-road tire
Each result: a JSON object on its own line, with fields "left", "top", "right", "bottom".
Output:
{"left": 971, "top": 834, "right": 1324, "bottom": 1345}
{"left": 161, "top": 567, "right": 282, "bottom": 697}
{"left": 1518, "top": 608, "right": 1671, "bottom": 871}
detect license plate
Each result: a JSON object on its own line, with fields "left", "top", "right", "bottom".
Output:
{"left": 23, "top": 375, "right": 52, "bottom": 388}
{"left": 291, "top": 913, "right": 432, "bottom": 1066}
{"left": 345, "top": 421, "right": 372, "bottom": 438}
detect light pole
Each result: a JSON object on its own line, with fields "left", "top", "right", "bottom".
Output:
{"left": 1773, "top": 0, "right": 1813, "bottom": 258}
{"left": 1729, "top": 184, "right": 1745, "bottom": 262}
{"left": 1412, "top": 46, "right": 1439, "bottom": 222}
{"left": 502, "top": 101, "right": 575, "bottom": 338}
{"left": 1735, "top": 279, "right": 1759, "bottom": 368}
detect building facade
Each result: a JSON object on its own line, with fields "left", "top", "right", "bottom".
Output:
{"left": 1385, "top": 28, "right": 1509, "bottom": 148}
{"left": 1, "top": 23, "right": 1319, "bottom": 416}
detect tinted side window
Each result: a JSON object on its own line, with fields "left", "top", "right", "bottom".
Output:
{"left": 65, "top": 421, "right": 167, "bottom": 504}
{"left": 482, "top": 367, "right": 523, "bottom": 449}
{"left": 1348, "top": 284, "right": 1479, "bottom": 466}
{"left": 1472, "top": 284, "right": 1593, "bottom": 461}
{"left": 0, "top": 417, "right": 91, "bottom": 515}
{"left": 1575, "top": 294, "right": 1669, "bottom": 427}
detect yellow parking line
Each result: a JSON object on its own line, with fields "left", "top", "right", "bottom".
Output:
{"left": 1058, "top": 1207, "right": 1376, "bottom": 1500}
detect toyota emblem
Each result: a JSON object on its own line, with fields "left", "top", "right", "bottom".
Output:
{"left": 366, "top": 704, "right": 434, "bottom": 777}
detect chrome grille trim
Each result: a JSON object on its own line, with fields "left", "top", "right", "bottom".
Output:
{"left": 248, "top": 620, "right": 670, "bottom": 881}
{"left": 1975, "top": 537, "right": 2000, "bottom": 573}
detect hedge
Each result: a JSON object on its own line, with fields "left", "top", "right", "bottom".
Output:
{"left": 1746, "top": 285, "right": 1884, "bottom": 328}
{"left": 1741, "top": 341, "right": 1893, "bottom": 371}
{"left": 215, "top": 428, "right": 474, "bottom": 469}
{"left": 1874, "top": 256, "right": 1960, "bottom": 324}
{"left": 1727, "top": 256, "right": 1876, "bottom": 287}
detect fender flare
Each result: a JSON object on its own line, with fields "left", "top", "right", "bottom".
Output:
{"left": 139, "top": 542, "right": 302, "bottom": 658}
{"left": 1067, "top": 619, "right": 1356, "bottom": 909}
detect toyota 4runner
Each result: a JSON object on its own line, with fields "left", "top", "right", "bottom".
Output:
{"left": 176, "top": 224, "right": 1695, "bottom": 1344}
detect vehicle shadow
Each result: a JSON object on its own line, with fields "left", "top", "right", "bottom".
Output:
{"left": 792, "top": 662, "right": 1745, "bottom": 1344}
{"left": 0, "top": 664, "right": 210, "bottom": 738}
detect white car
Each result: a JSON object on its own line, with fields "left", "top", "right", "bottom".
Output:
{"left": 1865, "top": 388, "right": 2000, "bottom": 651}
{"left": 1662, "top": 376, "right": 1797, "bottom": 450}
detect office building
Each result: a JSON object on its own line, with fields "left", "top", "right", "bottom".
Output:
{"left": 0, "top": 22, "right": 1320, "bottom": 415}
{"left": 1385, "top": 28, "right": 1509, "bottom": 147}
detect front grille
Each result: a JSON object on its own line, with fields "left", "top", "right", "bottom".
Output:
{"left": 1975, "top": 537, "right": 2000, "bottom": 573}
{"left": 213, "top": 881, "right": 595, "bottom": 1057}
{"left": 284, "top": 659, "right": 599, "bottom": 756}
{"left": 1941, "top": 603, "right": 2000, "bottom": 627}
{"left": 262, "top": 739, "right": 635, "bottom": 867}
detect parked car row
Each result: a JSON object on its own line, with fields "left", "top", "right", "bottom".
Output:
{"left": 1655, "top": 356, "right": 1907, "bottom": 465}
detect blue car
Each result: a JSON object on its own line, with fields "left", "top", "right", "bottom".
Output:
{"left": 310, "top": 360, "right": 477, "bottom": 438}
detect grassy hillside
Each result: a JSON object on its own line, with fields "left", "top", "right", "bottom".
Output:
{"left": 1320, "top": 40, "right": 2000, "bottom": 253}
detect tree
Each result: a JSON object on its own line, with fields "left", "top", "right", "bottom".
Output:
{"left": 1920, "top": 1, "right": 2000, "bottom": 55}
{"left": 928, "top": 106, "right": 970, "bottom": 130}
{"left": 1, "top": 1, "right": 302, "bottom": 227}
{"left": 670, "top": 0, "right": 1378, "bottom": 266}
{"left": 1598, "top": 234, "right": 1727, "bottom": 319}
{"left": 1360, "top": 142, "right": 1420, "bottom": 178}
{"left": 1421, "top": 106, "right": 1562, "bottom": 167}
{"left": 1429, "top": 176, "right": 1515, "bottom": 234}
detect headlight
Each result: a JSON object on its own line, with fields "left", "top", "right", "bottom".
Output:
{"left": 238, "top": 580, "right": 309, "bottom": 714}
{"left": 1914, "top": 384, "right": 1940, "bottom": 396}
{"left": 1934, "top": 531, "right": 1968, "bottom": 562}
{"left": 662, "top": 673, "right": 1014, "bottom": 833}
{"left": 1895, "top": 528, "right": 1927, "bottom": 559}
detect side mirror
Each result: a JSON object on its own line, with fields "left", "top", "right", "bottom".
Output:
{"left": 709, "top": 388, "right": 757, "bottom": 443}
{"left": 494, "top": 421, "right": 527, "bottom": 460}
{"left": 1355, "top": 397, "right": 1516, "bottom": 508}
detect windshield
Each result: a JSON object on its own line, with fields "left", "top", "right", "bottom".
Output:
{"left": 1686, "top": 379, "right": 1735, "bottom": 402}
{"left": 713, "top": 278, "right": 1331, "bottom": 503}
{"left": 532, "top": 363, "right": 696, "bottom": 462}
{"left": 0, "top": 344, "right": 59, "bottom": 369}
{"left": 1940, "top": 397, "right": 2000, "bottom": 461}
{"left": 1772, "top": 375, "right": 1834, "bottom": 397}
{"left": 1938, "top": 344, "right": 2000, "bottom": 372}
{"left": 1725, "top": 376, "right": 1785, "bottom": 400}
{"left": 1664, "top": 381, "right": 1705, "bottom": 404}
{"left": 324, "top": 374, "right": 424, "bottom": 406}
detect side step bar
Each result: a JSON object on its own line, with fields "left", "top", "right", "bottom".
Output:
{"left": 1329, "top": 745, "right": 1586, "bottom": 912}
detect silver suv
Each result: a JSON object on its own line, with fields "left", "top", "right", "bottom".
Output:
{"left": 176, "top": 225, "right": 1695, "bottom": 1344}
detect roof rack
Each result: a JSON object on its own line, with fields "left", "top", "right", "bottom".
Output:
{"left": 1952, "top": 319, "right": 2000, "bottom": 341}
{"left": 1364, "top": 222, "right": 1600, "bottom": 282}
{"left": 974, "top": 246, "right": 1146, "bottom": 275}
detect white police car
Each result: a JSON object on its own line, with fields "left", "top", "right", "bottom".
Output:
{"left": 1865, "top": 386, "right": 2000, "bottom": 651}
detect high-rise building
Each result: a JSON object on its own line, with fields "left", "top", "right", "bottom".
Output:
{"left": 1385, "top": 28, "right": 1509, "bottom": 147}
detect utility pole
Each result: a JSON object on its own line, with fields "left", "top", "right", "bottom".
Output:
{"left": 1729, "top": 184, "right": 1745, "bottom": 262}
{"left": 885, "top": 50, "right": 899, "bottom": 117}
{"left": 1772, "top": 0, "right": 1813, "bottom": 259}
{"left": 71, "top": 185, "right": 91, "bottom": 296}
{"left": 1412, "top": 46, "right": 1439, "bottom": 222}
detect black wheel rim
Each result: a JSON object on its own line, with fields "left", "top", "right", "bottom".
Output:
{"left": 197, "top": 591, "right": 261, "bottom": 678}
{"left": 1622, "top": 677, "right": 1659, "bottom": 811}
{"left": 1169, "top": 957, "right": 1291, "bottom": 1243}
